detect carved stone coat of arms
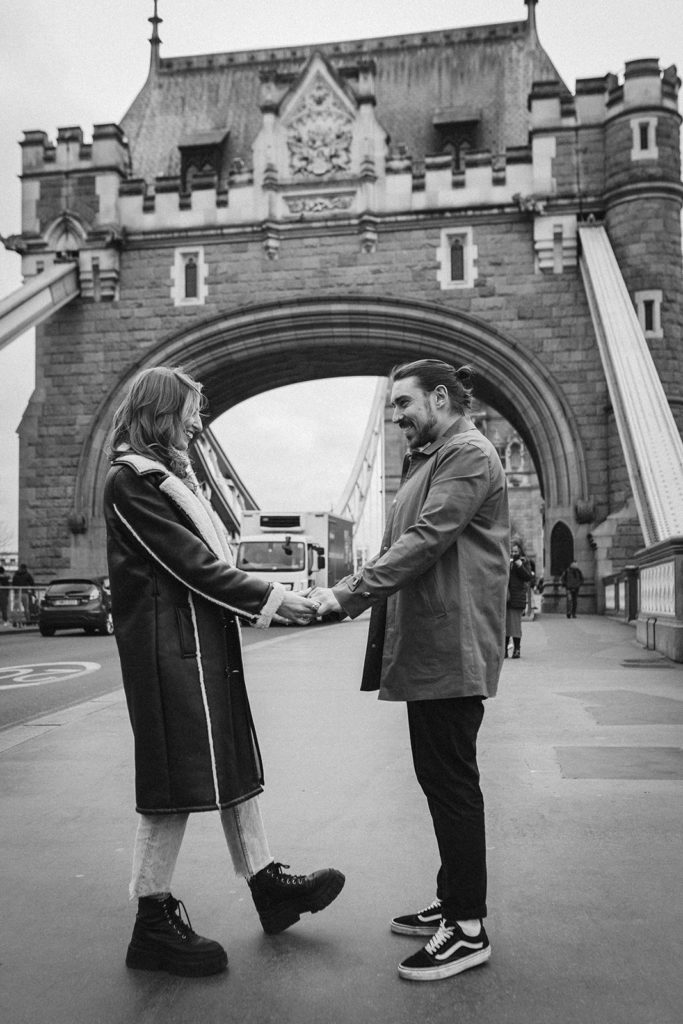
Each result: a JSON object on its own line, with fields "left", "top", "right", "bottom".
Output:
{"left": 286, "top": 74, "right": 354, "bottom": 179}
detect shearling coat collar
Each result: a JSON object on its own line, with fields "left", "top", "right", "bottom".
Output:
{"left": 113, "top": 452, "right": 233, "bottom": 564}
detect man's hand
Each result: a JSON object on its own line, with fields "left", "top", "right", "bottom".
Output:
{"left": 309, "top": 587, "right": 343, "bottom": 617}
{"left": 277, "top": 591, "right": 320, "bottom": 625}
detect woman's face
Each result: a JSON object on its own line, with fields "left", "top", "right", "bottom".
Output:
{"left": 172, "top": 392, "right": 203, "bottom": 451}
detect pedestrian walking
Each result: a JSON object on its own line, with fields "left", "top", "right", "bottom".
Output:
{"left": 311, "top": 358, "right": 509, "bottom": 982}
{"left": 505, "top": 542, "right": 534, "bottom": 658}
{"left": 0, "top": 563, "right": 10, "bottom": 625}
{"left": 11, "top": 562, "right": 34, "bottom": 626}
{"left": 103, "top": 366, "right": 344, "bottom": 978}
{"left": 560, "top": 560, "right": 584, "bottom": 618}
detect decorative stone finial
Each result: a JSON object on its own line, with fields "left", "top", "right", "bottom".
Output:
{"left": 149, "top": 0, "right": 162, "bottom": 74}
{"left": 525, "top": 0, "right": 538, "bottom": 36}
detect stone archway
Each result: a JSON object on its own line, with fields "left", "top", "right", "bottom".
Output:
{"left": 71, "top": 296, "right": 589, "bottom": 573}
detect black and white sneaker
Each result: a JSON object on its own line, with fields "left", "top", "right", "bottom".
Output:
{"left": 390, "top": 897, "right": 442, "bottom": 936}
{"left": 398, "top": 919, "right": 491, "bottom": 981}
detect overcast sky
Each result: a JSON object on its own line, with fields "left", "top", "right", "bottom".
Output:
{"left": 0, "top": 0, "right": 681, "bottom": 548}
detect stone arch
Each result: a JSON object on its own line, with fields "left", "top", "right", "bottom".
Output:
{"left": 44, "top": 211, "right": 87, "bottom": 255}
{"left": 72, "top": 296, "right": 589, "bottom": 566}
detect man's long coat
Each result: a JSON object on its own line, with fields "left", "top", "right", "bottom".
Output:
{"left": 334, "top": 419, "right": 510, "bottom": 701}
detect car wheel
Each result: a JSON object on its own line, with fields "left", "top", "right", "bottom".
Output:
{"left": 39, "top": 625, "right": 55, "bottom": 637}
{"left": 101, "top": 612, "right": 114, "bottom": 636}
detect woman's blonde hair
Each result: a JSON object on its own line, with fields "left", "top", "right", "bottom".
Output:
{"left": 109, "top": 366, "right": 206, "bottom": 476}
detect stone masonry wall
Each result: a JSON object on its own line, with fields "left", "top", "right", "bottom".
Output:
{"left": 21, "top": 213, "right": 622, "bottom": 578}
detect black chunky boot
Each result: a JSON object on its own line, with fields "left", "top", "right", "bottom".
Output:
{"left": 248, "top": 862, "right": 345, "bottom": 935}
{"left": 512, "top": 638, "right": 521, "bottom": 659}
{"left": 126, "top": 894, "right": 228, "bottom": 976}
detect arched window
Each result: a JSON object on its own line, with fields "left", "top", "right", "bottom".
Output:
{"left": 507, "top": 440, "right": 522, "bottom": 472}
{"left": 172, "top": 247, "right": 207, "bottom": 305}
{"left": 184, "top": 256, "right": 198, "bottom": 299}
{"left": 639, "top": 121, "right": 650, "bottom": 151}
{"left": 550, "top": 521, "right": 574, "bottom": 577}
{"left": 450, "top": 237, "right": 465, "bottom": 282}
{"left": 437, "top": 228, "right": 476, "bottom": 288}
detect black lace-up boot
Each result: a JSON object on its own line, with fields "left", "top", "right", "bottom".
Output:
{"left": 248, "top": 861, "right": 345, "bottom": 934}
{"left": 126, "top": 894, "right": 228, "bottom": 976}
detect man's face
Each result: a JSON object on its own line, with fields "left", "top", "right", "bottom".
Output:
{"left": 390, "top": 376, "right": 440, "bottom": 450}
{"left": 511, "top": 544, "right": 521, "bottom": 559}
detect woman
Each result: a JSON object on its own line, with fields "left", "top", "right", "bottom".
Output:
{"left": 505, "top": 541, "right": 534, "bottom": 659}
{"left": 103, "top": 366, "right": 344, "bottom": 978}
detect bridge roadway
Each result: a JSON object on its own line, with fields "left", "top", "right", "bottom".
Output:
{"left": 1, "top": 613, "right": 681, "bottom": 1024}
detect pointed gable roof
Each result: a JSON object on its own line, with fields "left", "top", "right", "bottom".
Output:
{"left": 120, "top": 17, "right": 566, "bottom": 183}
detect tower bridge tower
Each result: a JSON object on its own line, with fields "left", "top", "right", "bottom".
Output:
{"left": 3, "top": 1, "right": 683, "bottom": 655}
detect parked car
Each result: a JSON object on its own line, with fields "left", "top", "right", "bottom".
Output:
{"left": 39, "top": 577, "right": 113, "bottom": 637}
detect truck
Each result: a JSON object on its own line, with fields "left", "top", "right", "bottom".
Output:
{"left": 235, "top": 511, "right": 355, "bottom": 598}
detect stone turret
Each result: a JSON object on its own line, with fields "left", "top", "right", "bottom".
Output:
{"left": 603, "top": 59, "right": 683, "bottom": 433}
{"left": 18, "top": 123, "right": 129, "bottom": 298}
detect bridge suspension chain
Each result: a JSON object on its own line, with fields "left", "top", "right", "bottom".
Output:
{"left": 334, "top": 377, "right": 387, "bottom": 559}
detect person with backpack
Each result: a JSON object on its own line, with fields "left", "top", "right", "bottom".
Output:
{"left": 560, "top": 561, "right": 584, "bottom": 618}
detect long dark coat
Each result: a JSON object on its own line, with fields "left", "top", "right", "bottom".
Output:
{"left": 103, "top": 454, "right": 284, "bottom": 815}
{"left": 333, "top": 418, "right": 510, "bottom": 701}
{"left": 507, "top": 558, "right": 534, "bottom": 610}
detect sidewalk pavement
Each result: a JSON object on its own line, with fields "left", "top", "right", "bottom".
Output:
{"left": 2, "top": 614, "right": 682, "bottom": 1024}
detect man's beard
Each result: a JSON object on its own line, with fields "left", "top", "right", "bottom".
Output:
{"left": 404, "top": 413, "right": 438, "bottom": 449}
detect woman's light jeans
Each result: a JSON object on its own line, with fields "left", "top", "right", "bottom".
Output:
{"left": 129, "top": 796, "right": 272, "bottom": 899}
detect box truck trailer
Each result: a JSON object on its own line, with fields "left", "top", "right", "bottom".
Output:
{"left": 236, "top": 512, "right": 354, "bottom": 597}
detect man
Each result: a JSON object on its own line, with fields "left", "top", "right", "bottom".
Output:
{"left": 560, "top": 560, "right": 584, "bottom": 618}
{"left": 12, "top": 562, "right": 35, "bottom": 626}
{"left": 0, "top": 563, "right": 10, "bottom": 626}
{"left": 312, "top": 358, "right": 509, "bottom": 982}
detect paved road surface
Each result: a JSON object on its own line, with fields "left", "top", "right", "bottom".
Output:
{"left": 1, "top": 613, "right": 681, "bottom": 1024}
{"left": 0, "top": 622, "right": 319, "bottom": 729}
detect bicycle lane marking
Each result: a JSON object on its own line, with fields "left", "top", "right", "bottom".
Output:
{"left": 0, "top": 662, "right": 101, "bottom": 690}
{"left": 0, "top": 631, "right": 331, "bottom": 753}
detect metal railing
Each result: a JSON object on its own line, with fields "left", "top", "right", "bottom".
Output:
{"left": 602, "top": 567, "right": 639, "bottom": 623}
{"left": 0, "top": 586, "right": 47, "bottom": 629}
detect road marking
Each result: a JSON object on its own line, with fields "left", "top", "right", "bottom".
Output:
{"left": 0, "top": 630, "right": 328, "bottom": 754}
{"left": 0, "top": 661, "right": 101, "bottom": 690}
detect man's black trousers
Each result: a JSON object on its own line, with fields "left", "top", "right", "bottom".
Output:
{"left": 407, "top": 696, "right": 487, "bottom": 921}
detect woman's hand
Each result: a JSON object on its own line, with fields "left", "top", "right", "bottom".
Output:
{"left": 277, "top": 591, "right": 320, "bottom": 625}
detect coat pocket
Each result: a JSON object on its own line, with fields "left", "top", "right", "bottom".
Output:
{"left": 175, "top": 605, "right": 197, "bottom": 658}
{"left": 415, "top": 566, "right": 448, "bottom": 618}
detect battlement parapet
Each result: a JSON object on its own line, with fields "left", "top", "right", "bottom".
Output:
{"left": 608, "top": 59, "right": 680, "bottom": 116}
{"left": 115, "top": 142, "right": 535, "bottom": 230}
{"left": 384, "top": 144, "right": 531, "bottom": 185}
{"left": 531, "top": 60, "right": 680, "bottom": 131}
{"left": 21, "top": 124, "right": 129, "bottom": 177}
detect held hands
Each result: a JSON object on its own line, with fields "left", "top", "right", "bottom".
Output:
{"left": 277, "top": 591, "right": 320, "bottom": 625}
{"left": 308, "top": 587, "right": 343, "bottom": 617}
